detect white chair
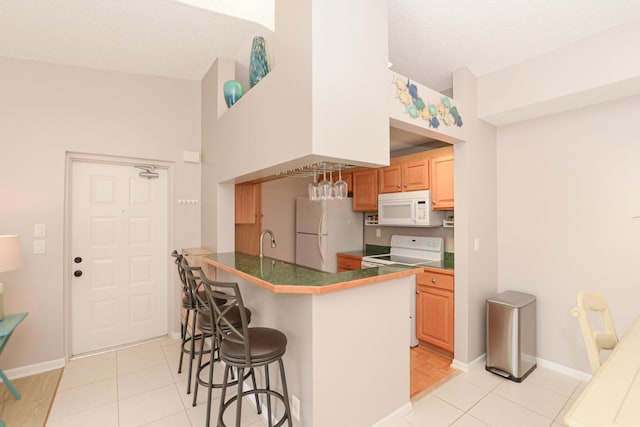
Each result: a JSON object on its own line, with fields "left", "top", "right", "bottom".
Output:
{"left": 571, "top": 290, "right": 618, "bottom": 374}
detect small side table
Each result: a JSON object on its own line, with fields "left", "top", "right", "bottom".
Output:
{"left": 0, "top": 312, "right": 28, "bottom": 400}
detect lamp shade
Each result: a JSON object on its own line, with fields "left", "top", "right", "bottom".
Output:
{"left": 0, "top": 235, "right": 23, "bottom": 273}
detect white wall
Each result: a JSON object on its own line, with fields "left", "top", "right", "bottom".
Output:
{"left": 0, "top": 57, "right": 202, "bottom": 371}
{"left": 202, "top": 0, "right": 390, "bottom": 253}
{"left": 452, "top": 68, "right": 499, "bottom": 365}
{"left": 497, "top": 93, "right": 640, "bottom": 374}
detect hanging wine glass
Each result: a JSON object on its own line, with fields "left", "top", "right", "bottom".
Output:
{"left": 334, "top": 166, "right": 348, "bottom": 199}
{"left": 308, "top": 169, "right": 320, "bottom": 200}
{"left": 329, "top": 170, "right": 336, "bottom": 199}
{"left": 319, "top": 166, "right": 332, "bottom": 200}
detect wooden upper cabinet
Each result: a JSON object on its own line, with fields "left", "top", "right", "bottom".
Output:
{"left": 379, "top": 159, "right": 429, "bottom": 193}
{"left": 352, "top": 169, "right": 378, "bottom": 212}
{"left": 235, "top": 183, "right": 259, "bottom": 224}
{"left": 402, "top": 159, "right": 430, "bottom": 191}
{"left": 378, "top": 165, "right": 402, "bottom": 193}
{"left": 430, "top": 154, "right": 454, "bottom": 210}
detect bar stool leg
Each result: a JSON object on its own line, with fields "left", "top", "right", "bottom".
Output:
{"left": 192, "top": 325, "right": 209, "bottom": 406}
{"left": 178, "top": 309, "right": 190, "bottom": 374}
{"left": 205, "top": 338, "right": 216, "bottom": 421}
{"left": 278, "top": 359, "right": 293, "bottom": 427}
{"left": 251, "top": 368, "right": 261, "bottom": 414}
{"left": 186, "top": 311, "right": 198, "bottom": 394}
{"left": 235, "top": 367, "right": 245, "bottom": 427}
{"left": 217, "top": 364, "right": 232, "bottom": 427}
{"left": 265, "top": 364, "right": 272, "bottom": 427}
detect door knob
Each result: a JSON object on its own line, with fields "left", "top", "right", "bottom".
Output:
{"left": 74, "top": 257, "right": 82, "bottom": 263}
{"left": 74, "top": 270, "right": 83, "bottom": 277}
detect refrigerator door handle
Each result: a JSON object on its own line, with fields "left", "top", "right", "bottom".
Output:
{"left": 318, "top": 205, "right": 326, "bottom": 265}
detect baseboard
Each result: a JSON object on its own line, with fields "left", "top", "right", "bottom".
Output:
{"left": 371, "top": 402, "right": 413, "bottom": 427}
{"left": 451, "top": 352, "right": 592, "bottom": 382}
{"left": 451, "top": 353, "right": 486, "bottom": 373}
{"left": 0, "top": 358, "right": 65, "bottom": 382}
{"left": 536, "top": 357, "right": 592, "bottom": 382}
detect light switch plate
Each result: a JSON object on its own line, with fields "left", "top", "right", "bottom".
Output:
{"left": 34, "top": 240, "right": 45, "bottom": 254}
{"left": 34, "top": 223, "right": 46, "bottom": 237}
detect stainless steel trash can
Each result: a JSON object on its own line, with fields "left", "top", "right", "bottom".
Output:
{"left": 486, "top": 291, "right": 536, "bottom": 382}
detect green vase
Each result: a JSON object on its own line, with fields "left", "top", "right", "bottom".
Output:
{"left": 249, "top": 36, "right": 271, "bottom": 88}
{"left": 223, "top": 80, "right": 244, "bottom": 108}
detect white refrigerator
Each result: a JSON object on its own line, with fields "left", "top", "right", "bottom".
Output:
{"left": 295, "top": 197, "right": 363, "bottom": 273}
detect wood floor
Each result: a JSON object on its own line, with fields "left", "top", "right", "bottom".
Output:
{"left": 0, "top": 368, "right": 62, "bottom": 427}
{"left": 410, "top": 345, "right": 455, "bottom": 398}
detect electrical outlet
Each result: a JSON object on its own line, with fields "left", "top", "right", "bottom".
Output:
{"left": 474, "top": 238, "right": 480, "bottom": 252}
{"left": 375, "top": 228, "right": 381, "bottom": 238}
{"left": 290, "top": 395, "right": 300, "bottom": 420}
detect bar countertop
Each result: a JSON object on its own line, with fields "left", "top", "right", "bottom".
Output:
{"left": 202, "top": 252, "right": 421, "bottom": 295}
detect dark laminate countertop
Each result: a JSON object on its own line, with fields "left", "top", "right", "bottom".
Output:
{"left": 202, "top": 252, "right": 421, "bottom": 294}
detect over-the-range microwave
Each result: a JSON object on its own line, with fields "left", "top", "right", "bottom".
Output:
{"left": 377, "top": 190, "right": 444, "bottom": 227}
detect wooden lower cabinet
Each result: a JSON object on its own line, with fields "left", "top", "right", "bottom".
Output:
{"left": 416, "top": 270, "right": 454, "bottom": 353}
{"left": 337, "top": 254, "right": 362, "bottom": 272}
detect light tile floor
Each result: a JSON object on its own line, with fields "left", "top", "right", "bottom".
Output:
{"left": 47, "top": 336, "right": 583, "bottom": 426}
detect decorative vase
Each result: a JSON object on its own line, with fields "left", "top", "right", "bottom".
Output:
{"left": 249, "top": 36, "right": 271, "bottom": 88}
{"left": 223, "top": 80, "right": 244, "bottom": 108}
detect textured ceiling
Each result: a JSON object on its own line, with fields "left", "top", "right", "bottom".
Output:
{"left": 1, "top": 0, "right": 640, "bottom": 91}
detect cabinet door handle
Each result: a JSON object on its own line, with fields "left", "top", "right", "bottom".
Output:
{"left": 416, "top": 290, "right": 420, "bottom": 295}
{"left": 431, "top": 278, "right": 436, "bottom": 284}
{"left": 396, "top": 184, "right": 401, "bottom": 189}
{"left": 404, "top": 184, "right": 407, "bottom": 188}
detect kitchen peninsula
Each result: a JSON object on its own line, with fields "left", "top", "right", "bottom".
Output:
{"left": 201, "top": 252, "right": 420, "bottom": 427}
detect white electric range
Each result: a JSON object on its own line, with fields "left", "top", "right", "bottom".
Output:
{"left": 362, "top": 235, "right": 444, "bottom": 347}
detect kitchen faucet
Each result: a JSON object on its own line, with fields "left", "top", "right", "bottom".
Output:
{"left": 259, "top": 229, "right": 276, "bottom": 258}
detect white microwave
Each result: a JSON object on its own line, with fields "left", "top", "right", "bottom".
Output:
{"left": 377, "top": 190, "right": 444, "bottom": 227}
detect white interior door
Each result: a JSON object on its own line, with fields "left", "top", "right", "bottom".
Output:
{"left": 70, "top": 160, "right": 168, "bottom": 356}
